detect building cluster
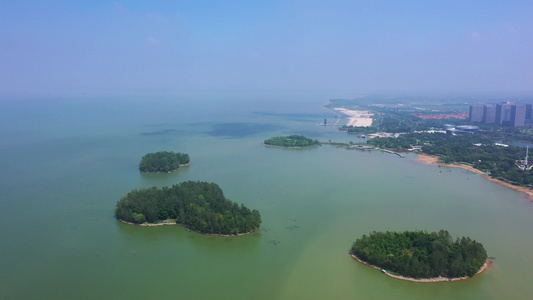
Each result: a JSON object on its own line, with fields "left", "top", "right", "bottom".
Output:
{"left": 443, "top": 124, "right": 480, "bottom": 135}
{"left": 469, "top": 102, "right": 533, "bottom": 127}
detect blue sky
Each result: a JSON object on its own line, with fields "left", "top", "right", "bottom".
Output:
{"left": 1, "top": 0, "right": 532, "bottom": 96}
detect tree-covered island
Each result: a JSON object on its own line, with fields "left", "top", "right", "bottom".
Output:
{"left": 264, "top": 135, "right": 321, "bottom": 148}
{"left": 115, "top": 181, "right": 261, "bottom": 235}
{"left": 139, "top": 151, "right": 190, "bottom": 173}
{"left": 350, "top": 230, "right": 488, "bottom": 281}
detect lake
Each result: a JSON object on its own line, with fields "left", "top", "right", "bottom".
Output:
{"left": 1, "top": 94, "right": 532, "bottom": 299}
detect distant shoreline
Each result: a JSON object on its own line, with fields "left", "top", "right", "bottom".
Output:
{"left": 350, "top": 252, "right": 491, "bottom": 283}
{"left": 117, "top": 218, "right": 255, "bottom": 237}
{"left": 140, "top": 163, "right": 190, "bottom": 174}
{"left": 262, "top": 142, "right": 319, "bottom": 149}
{"left": 415, "top": 153, "right": 533, "bottom": 201}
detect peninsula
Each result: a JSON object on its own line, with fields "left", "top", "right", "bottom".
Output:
{"left": 365, "top": 132, "right": 533, "bottom": 201}
{"left": 264, "top": 135, "right": 320, "bottom": 148}
{"left": 326, "top": 98, "right": 533, "bottom": 201}
{"left": 115, "top": 181, "right": 261, "bottom": 235}
{"left": 139, "top": 151, "right": 190, "bottom": 173}
{"left": 350, "top": 230, "right": 489, "bottom": 282}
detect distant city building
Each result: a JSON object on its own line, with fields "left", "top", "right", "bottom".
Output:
{"left": 510, "top": 105, "right": 526, "bottom": 127}
{"left": 526, "top": 104, "right": 533, "bottom": 125}
{"left": 482, "top": 105, "right": 496, "bottom": 123}
{"left": 495, "top": 103, "right": 512, "bottom": 126}
{"left": 465, "top": 103, "right": 532, "bottom": 127}
{"left": 469, "top": 105, "right": 484, "bottom": 122}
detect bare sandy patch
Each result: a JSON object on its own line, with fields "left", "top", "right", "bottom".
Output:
{"left": 334, "top": 108, "right": 373, "bottom": 127}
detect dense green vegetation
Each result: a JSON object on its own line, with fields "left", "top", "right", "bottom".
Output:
{"left": 367, "top": 132, "right": 533, "bottom": 185}
{"left": 264, "top": 135, "right": 320, "bottom": 147}
{"left": 351, "top": 230, "right": 487, "bottom": 278}
{"left": 115, "top": 181, "right": 261, "bottom": 235}
{"left": 139, "top": 151, "right": 190, "bottom": 172}
{"left": 476, "top": 124, "right": 533, "bottom": 143}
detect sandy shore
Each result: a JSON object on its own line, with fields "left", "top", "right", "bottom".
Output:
{"left": 415, "top": 153, "right": 533, "bottom": 201}
{"left": 333, "top": 107, "right": 373, "bottom": 127}
{"left": 350, "top": 253, "right": 491, "bottom": 283}
{"left": 414, "top": 153, "right": 440, "bottom": 165}
{"left": 117, "top": 219, "right": 255, "bottom": 237}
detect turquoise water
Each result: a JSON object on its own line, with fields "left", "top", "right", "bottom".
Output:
{"left": 1, "top": 95, "right": 532, "bottom": 299}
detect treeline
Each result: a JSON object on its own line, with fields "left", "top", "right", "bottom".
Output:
{"left": 477, "top": 124, "right": 533, "bottom": 143}
{"left": 366, "top": 132, "right": 533, "bottom": 185}
{"left": 115, "top": 181, "right": 261, "bottom": 235}
{"left": 264, "top": 135, "right": 320, "bottom": 147}
{"left": 139, "top": 151, "right": 190, "bottom": 173}
{"left": 351, "top": 230, "right": 487, "bottom": 278}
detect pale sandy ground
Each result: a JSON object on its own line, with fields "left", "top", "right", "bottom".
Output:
{"left": 351, "top": 253, "right": 491, "bottom": 283}
{"left": 117, "top": 219, "right": 255, "bottom": 237}
{"left": 334, "top": 108, "right": 373, "bottom": 127}
{"left": 415, "top": 153, "right": 533, "bottom": 201}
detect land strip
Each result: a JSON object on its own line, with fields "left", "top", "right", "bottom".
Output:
{"left": 117, "top": 219, "right": 255, "bottom": 237}
{"left": 350, "top": 253, "right": 491, "bottom": 283}
{"left": 415, "top": 153, "right": 533, "bottom": 201}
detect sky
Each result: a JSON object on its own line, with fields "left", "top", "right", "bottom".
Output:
{"left": 1, "top": 0, "right": 532, "bottom": 97}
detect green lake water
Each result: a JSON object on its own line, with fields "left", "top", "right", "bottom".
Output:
{"left": 1, "top": 95, "right": 532, "bottom": 299}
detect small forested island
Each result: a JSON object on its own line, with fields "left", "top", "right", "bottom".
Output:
{"left": 139, "top": 151, "right": 190, "bottom": 173}
{"left": 264, "top": 135, "right": 320, "bottom": 148}
{"left": 115, "top": 181, "right": 261, "bottom": 235}
{"left": 350, "top": 230, "right": 488, "bottom": 281}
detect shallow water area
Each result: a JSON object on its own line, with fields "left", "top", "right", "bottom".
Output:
{"left": 1, "top": 94, "right": 532, "bottom": 299}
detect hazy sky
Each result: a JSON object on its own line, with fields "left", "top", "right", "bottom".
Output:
{"left": 1, "top": 0, "right": 532, "bottom": 96}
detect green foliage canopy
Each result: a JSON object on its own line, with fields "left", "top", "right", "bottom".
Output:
{"left": 115, "top": 181, "right": 261, "bottom": 235}
{"left": 351, "top": 230, "right": 487, "bottom": 278}
{"left": 264, "top": 135, "right": 320, "bottom": 148}
{"left": 139, "top": 151, "right": 190, "bottom": 173}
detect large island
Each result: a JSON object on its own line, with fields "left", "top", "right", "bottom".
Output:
{"left": 139, "top": 151, "right": 190, "bottom": 173}
{"left": 264, "top": 135, "right": 320, "bottom": 148}
{"left": 115, "top": 181, "right": 261, "bottom": 235}
{"left": 350, "top": 230, "right": 489, "bottom": 282}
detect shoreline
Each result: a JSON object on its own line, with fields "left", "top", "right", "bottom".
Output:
{"left": 263, "top": 142, "right": 320, "bottom": 149}
{"left": 117, "top": 219, "right": 256, "bottom": 237}
{"left": 350, "top": 253, "right": 491, "bottom": 283}
{"left": 140, "top": 163, "right": 191, "bottom": 174}
{"left": 415, "top": 153, "right": 533, "bottom": 201}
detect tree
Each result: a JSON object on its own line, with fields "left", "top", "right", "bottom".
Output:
{"left": 115, "top": 181, "right": 262, "bottom": 235}
{"left": 139, "top": 151, "right": 190, "bottom": 173}
{"left": 264, "top": 135, "right": 320, "bottom": 148}
{"left": 350, "top": 230, "right": 487, "bottom": 279}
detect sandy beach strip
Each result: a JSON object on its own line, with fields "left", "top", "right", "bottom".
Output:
{"left": 415, "top": 153, "right": 533, "bottom": 201}
{"left": 350, "top": 253, "right": 491, "bottom": 283}
{"left": 117, "top": 219, "right": 256, "bottom": 237}
{"left": 333, "top": 108, "right": 373, "bottom": 127}
{"left": 414, "top": 153, "right": 440, "bottom": 165}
